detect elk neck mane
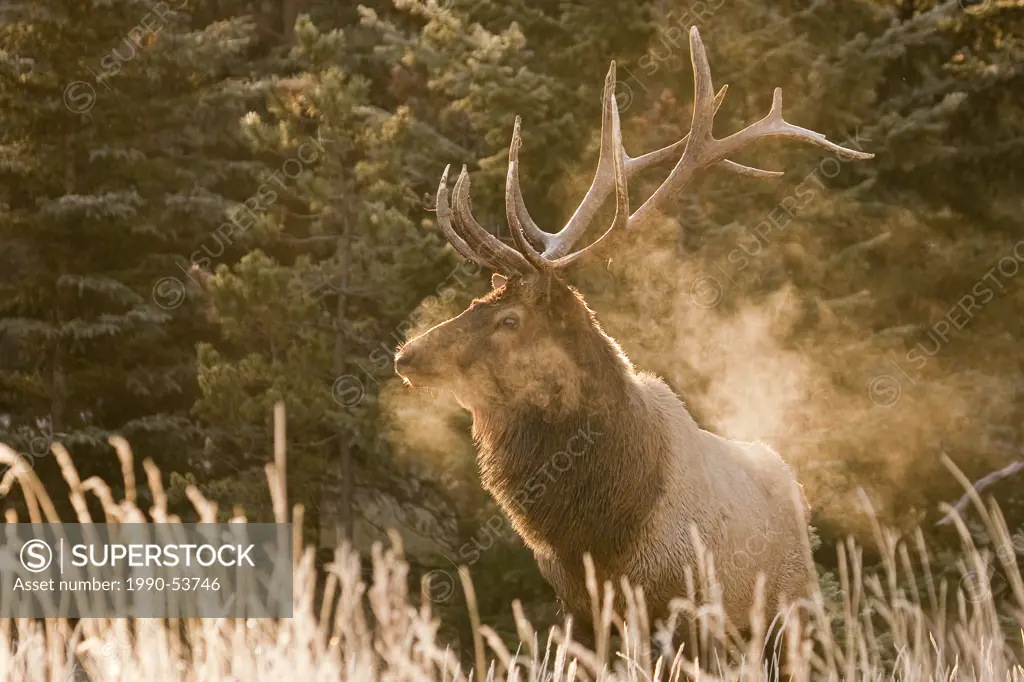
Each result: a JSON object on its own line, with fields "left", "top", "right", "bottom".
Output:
{"left": 468, "top": 297, "right": 670, "bottom": 565}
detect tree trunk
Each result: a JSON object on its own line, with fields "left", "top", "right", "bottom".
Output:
{"left": 52, "top": 132, "right": 76, "bottom": 433}
{"left": 281, "top": 0, "right": 303, "bottom": 45}
{"left": 334, "top": 202, "right": 354, "bottom": 544}
{"left": 50, "top": 340, "right": 65, "bottom": 433}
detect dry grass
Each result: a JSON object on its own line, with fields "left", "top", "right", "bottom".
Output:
{"left": 0, "top": 406, "right": 1022, "bottom": 682}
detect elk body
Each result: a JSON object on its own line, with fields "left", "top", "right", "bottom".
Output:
{"left": 395, "top": 28, "right": 872, "bottom": 632}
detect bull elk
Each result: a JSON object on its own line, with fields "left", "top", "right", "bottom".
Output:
{"left": 395, "top": 28, "right": 872, "bottom": 635}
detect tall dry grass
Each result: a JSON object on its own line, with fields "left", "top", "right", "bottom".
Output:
{"left": 0, "top": 405, "right": 1021, "bottom": 682}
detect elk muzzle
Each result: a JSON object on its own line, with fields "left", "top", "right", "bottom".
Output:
{"left": 394, "top": 321, "right": 464, "bottom": 385}
{"left": 394, "top": 343, "right": 421, "bottom": 381}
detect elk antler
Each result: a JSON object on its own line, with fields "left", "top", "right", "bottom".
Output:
{"left": 435, "top": 164, "right": 533, "bottom": 274}
{"left": 435, "top": 26, "right": 874, "bottom": 274}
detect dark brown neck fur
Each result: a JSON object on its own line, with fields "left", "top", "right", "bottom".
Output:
{"left": 470, "top": 312, "right": 665, "bottom": 573}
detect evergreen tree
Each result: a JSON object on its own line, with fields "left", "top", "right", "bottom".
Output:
{"left": 191, "top": 16, "right": 460, "bottom": 553}
{"left": 0, "top": 0, "right": 1020, "bottom": 646}
{"left": 0, "top": 0, "right": 258, "bottom": 512}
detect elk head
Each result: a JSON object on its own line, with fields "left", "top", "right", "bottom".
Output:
{"left": 395, "top": 27, "right": 872, "bottom": 415}
{"left": 395, "top": 267, "right": 633, "bottom": 415}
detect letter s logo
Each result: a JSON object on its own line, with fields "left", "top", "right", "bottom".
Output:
{"left": 21, "top": 540, "right": 53, "bottom": 573}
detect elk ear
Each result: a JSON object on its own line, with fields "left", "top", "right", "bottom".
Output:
{"left": 491, "top": 273, "right": 508, "bottom": 289}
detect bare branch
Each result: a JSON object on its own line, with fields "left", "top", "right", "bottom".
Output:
{"left": 935, "top": 460, "right": 1024, "bottom": 526}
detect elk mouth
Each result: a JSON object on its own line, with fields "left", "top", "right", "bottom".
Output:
{"left": 394, "top": 345, "right": 444, "bottom": 387}
{"left": 397, "top": 369, "right": 453, "bottom": 396}
{"left": 396, "top": 370, "right": 439, "bottom": 388}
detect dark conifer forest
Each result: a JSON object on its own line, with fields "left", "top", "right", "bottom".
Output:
{"left": 1, "top": 0, "right": 1022, "bottom": 669}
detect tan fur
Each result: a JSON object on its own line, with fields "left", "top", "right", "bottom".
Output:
{"left": 396, "top": 275, "right": 812, "bottom": 631}
{"left": 536, "top": 372, "right": 812, "bottom": 630}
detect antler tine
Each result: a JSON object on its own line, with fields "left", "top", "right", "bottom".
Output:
{"left": 435, "top": 165, "right": 492, "bottom": 267}
{"left": 508, "top": 85, "right": 631, "bottom": 270}
{"left": 585, "top": 84, "right": 782, "bottom": 181}
{"left": 523, "top": 69, "right": 749, "bottom": 262}
{"left": 630, "top": 27, "right": 874, "bottom": 227}
{"left": 504, "top": 133, "right": 551, "bottom": 254}
{"left": 542, "top": 61, "right": 623, "bottom": 260}
{"left": 450, "top": 166, "right": 534, "bottom": 275}
{"left": 506, "top": 116, "right": 549, "bottom": 271}
{"left": 685, "top": 26, "right": 716, "bottom": 147}
{"left": 628, "top": 26, "right": 718, "bottom": 227}
{"left": 550, "top": 97, "right": 631, "bottom": 269}
{"left": 713, "top": 86, "right": 875, "bottom": 163}
{"left": 629, "top": 86, "right": 785, "bottom": 180}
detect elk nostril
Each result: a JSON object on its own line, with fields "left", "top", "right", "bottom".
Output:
{"left": 396, "top": 347, "right": 416, "bottom": 373}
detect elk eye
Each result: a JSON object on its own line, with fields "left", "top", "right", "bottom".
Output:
{"left": 500, "top": 314, "right": 519, "bottom": 330}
